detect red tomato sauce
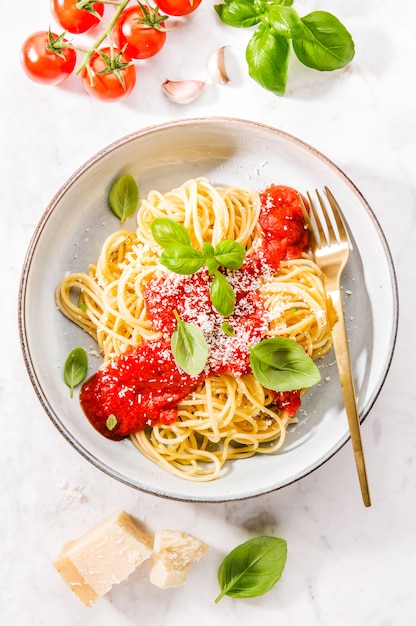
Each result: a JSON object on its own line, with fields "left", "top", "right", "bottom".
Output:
{"left": 79, "top": 185, "right": 308, "bottom": 439}
{"left": 80, "top": 339, "right": 204, "bottom": 440}
{"left": 144, "top": 265, "right": 266, "bottom": 379}
{"left": 259, "top": 185, "right": 310, "bottom": 268}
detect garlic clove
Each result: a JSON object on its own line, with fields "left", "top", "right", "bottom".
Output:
{"left": 208, "top": 46, "right": 230, "bottom": 85}
{"left": 161, "top": 79, "right": 206, "bottom": 104}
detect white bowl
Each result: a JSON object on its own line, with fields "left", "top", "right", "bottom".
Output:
{"left": 18, "top": 117, "right": 398, "bottom": 502}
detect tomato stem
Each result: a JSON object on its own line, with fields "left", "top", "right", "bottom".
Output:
{"left": 75, "top": 0, "right": 92, "bottom": 9}
{"left": 75, "top": 0, "right": 131, "bottom": 75}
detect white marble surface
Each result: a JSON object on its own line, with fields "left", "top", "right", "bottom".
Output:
{"left": 1, "top": 0, "right": 415, "bottom": 623}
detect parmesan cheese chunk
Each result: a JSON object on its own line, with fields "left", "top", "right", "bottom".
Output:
{"left": 54, "top": 510, "right": 153, "bottom": 606}
{"left": 150, "top": 529, "right": 208, "bottom": 589}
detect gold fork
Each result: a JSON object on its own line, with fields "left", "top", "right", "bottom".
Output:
{"left": 299, "top": 187, "right": 371, "bottom": 508}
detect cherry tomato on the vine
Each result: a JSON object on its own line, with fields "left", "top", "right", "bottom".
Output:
{"left": 155, "top": 0, "right": 203, "bottom": 16}
{"left": 81, "top": 47, "right": 136, "bottom": 102}
{"left": 51, "top": 0, "right": 104, "bottom": 34}
{"left": 113, "top": 4, "right": 167, "bottom": 60}
{"left": 20, "top": 31, "right": 76, "bottom": 85}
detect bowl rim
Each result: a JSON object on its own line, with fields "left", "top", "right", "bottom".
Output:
{"left": 17, "top": 116, "right": 400, "bottom": 501}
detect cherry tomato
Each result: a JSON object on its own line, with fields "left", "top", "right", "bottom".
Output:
{"left": 155, "top": 0, "right": 203, "bottom": 16}
{"left": 51, "top": 0, "right": 104, "bottom": 34}
{"left": 81, "top": 47, "right": 136, "bottom": 102}
{"left": 20, "top": 31, "right": 76, "bottom": 85}
{"left": 113, "top": 5, "right": 167, "bottom": 60}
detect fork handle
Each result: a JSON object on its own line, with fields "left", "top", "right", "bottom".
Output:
{"left": 330, "top": 291, "right": 371, "bottom": 507}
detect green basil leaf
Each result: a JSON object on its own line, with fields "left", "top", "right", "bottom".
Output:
{"left": 265, "top": 5, "right": 303, "bottom": 38}
{"left": 210, "top": 271, "right": 236, "bottom": 317}
{"left": 202, "top": 241, "right": 215, "bottom": 257}
{"left": 246, "top": 26, "right": 290, "bottom": 96}
{"left": 171, "top": 312, "right": 209, "bottom": 376}
{"left": 213, "top": 240, "right": 246, "bottom": 269}
{"left": 160, "top": 244, "right": 205, "bottom": 275}
{"left": 214, "top": 0, "right": 262, "bottom": 28}
{"left": 64, "top": 347, "right": 88, "bottom": 398}
{"left": 221, "top": 321, "right": 235, "bottom": 337}
{"left": 151, "top": 217, "right": 192, "bottom": 247}
{"left": 249, "top": 337, "right": 321, "bottom": 391}
{"left": 106, "top": 414, "right": 118, "bottom": 431}
{"left": 292, "top": 11, "right": 355, "bottom": 71}
{"left": 215, "top": 536, "right": 287, "bottom": 602}
{"left": 108, "top": 173, "right": 139, "bottom": 222}
{"left": 206, "top": 257, "right": 220, "bottom": 275}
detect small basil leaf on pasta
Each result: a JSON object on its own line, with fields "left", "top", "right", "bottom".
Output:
{"left": 160, "top": 244, "right": 205, "bottom": 274}
{"left": 151, "top": 217, "right": 192, "bottom": 247}
{"left": 202, "top": 241, "right": 215, "bottom": 257}
{"left": 64, "top": 347, "right": 88, "bottom": 398}
{"left": 249, "top": 337, "right": 321, "bottom": 391}
{"left": 108, "top": 173, "right": 138, "bottom": 222}
{"left": 171, "top": 311, "right": 209, "bottom": 376}
{"left": 221, "top": 321, "right": 235, "bottom": 337}
{"left": 213, "top": 240, "right": 246, "bottom": 269}
{"left": 106, "top": 414, "right": 118, "bottom": 431}
{"left": 206, "top": 257, "right": 220, "bottom": 275}
{"left": 215, "top": 536, "right": 287, "bottom": 602}
{"left": 210, "top": 271, "right": 236, "bottom": 317}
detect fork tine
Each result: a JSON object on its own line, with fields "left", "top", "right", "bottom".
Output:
{"left": 324, "top": 186, "right": 348, "bottom": 243}
{"left": 298, "top": 193, "right": 319, "bottom": 249}
{"left": 298, "top": 192, "right": 310, "bottom": 226}
{"left": 306, "top": 191, "right": 326, "bottom": 247}
{"left": 300, "top": 187, "right": 349, "bottom": 251}
{"left": 315, "top": 189, "right": 338, "bottom": 246}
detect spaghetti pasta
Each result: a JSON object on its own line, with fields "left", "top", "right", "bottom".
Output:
{"left": 56, "top": 176, "right": 332, "bottom": 481}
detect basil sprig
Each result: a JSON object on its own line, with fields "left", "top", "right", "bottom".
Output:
{"left": 249, "top": 337, "right": 321, "bottom": 391}
{"left": 64, "top": 347, "right": 88, "bottom": 398}
{"left": 215, "top": 536, "right": 287, "bottom": 602}
{"left": 108, "top": 173, "right": 139, "bottom": 222}
{"left": 171, "top": 311, "right": 209, "bottom": 376}
{"left": 214, "top": 0, "right": 355, "bottom": 95}
{"left": 151, "top": 217, "right": 245, "bottom": 317}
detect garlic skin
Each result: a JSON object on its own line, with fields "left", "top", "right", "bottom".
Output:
{"left": 161, "top": 79, "right": 205, "bottom": 104}
{"left": 208, "top": 46, "right": 230, "bottom": 85}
